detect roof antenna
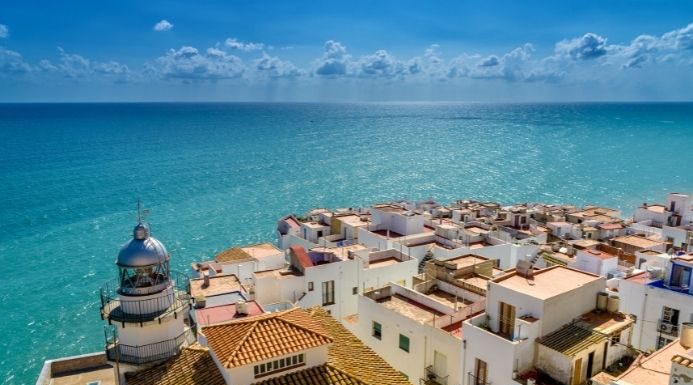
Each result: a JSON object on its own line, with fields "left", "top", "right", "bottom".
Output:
{"left": 137, "top": 199, "right": 142, "bottom": 224}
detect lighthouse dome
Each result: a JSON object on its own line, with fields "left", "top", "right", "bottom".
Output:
{"left": 116, "top": 223, "right": 169, "bottom": 267}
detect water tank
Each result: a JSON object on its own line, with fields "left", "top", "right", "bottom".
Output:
{"left": 596, "top": 292, "right": 608, "bottom": 311}
{"left": 607, "top": 295, "right": 620, "bottom": 313}
{"left": 237, "top": 300, "right": 249, "bottom": 315}
{"left": 681, "top": 323, "right": 693, "bottom": 349}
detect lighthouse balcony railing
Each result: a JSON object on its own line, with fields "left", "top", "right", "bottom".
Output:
{"left": 100, "top": 271, "right": 191, "bottom": 324}
{"left": 105, "top": 328, "right": 196, "bottom": 365}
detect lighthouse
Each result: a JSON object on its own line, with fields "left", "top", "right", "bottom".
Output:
{"left": 100, "top": 219, "right": 192, "bottom": 365}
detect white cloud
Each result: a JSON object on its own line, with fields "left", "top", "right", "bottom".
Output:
{"left": 225, "top": 38, "right": 264, "bottom": 52}
{"left": 0, "top": 24, "right": 8, "bottom": 39}
{"left": 154, "top": 46, "right": 244, "bottom": 80}
{"left": 254, "top": 52, "right": 302, "bottom": 78}
{"left": 154, "top": 20, "right": 173, "bottom": 32}
{"left": 314, "top": 40, "right": 351, "bottom": 76}
{"left": 0, "top": 47, "right": 32, "bottom": 75}
{"left": 555, "top": 33, "right": 608, "bottom": 60}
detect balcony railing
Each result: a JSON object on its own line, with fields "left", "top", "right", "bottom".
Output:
{"left": 422, "top": 365, "right": 448, "bottom": 385}
{"left": 467, "top": 372, "right": 491, "bottom": 385}
{"left": 100, "top": 271, "right": 191, "bottom": 324}
{"left": 658, "top": 320, "right": 680, "bottom": 336}
{"left": 105, "top": 327, "right": 196, "bottom": 365}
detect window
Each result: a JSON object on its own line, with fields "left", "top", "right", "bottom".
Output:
{"left": 474, "top": 358, "right": 488, "bottom": 385}
{"left": 353, "top": 286, "right": 358, "bottom": 295}
{"left": 399, "top": 334, "right": 410, "bottom": 352}
{"left": 372, "top": 321, "right": 382, "bottom": 340}
{"left": 657, "top": 336, "right": 674, "bottom": 350}
{"left": 322, "top": 280, "right": 335, "bottom": 305}
{"left": 610, "top": 332, "right": 621, "bottom": 346}
{"left": 662, "top": 306, "right": 680, "bottom": 324}
{"left": 308, "top": 282, "right": 314, "bottom": 291}
{"left": 253, "top": 354, "right": 306, "bottom": 378}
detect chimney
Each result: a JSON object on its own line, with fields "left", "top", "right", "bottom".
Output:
{"left": 681, "top": 322, "right": 693, "bottom": 349}
{"left": 202, "top": 271, "right": 210, "bottom": 288}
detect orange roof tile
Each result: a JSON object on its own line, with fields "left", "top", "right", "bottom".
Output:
{"left": 203, "top": 308, "right": 333, "bottom": 368}
{"left": 125, "top": 345, "right": 225, "bottom": 385}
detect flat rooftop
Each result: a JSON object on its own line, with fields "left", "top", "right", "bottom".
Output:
{"left": 241, "top": 243, "right": 281, "bottom": 259}
{"left": 442, "top": 254, "right": 489, "bottom": 269}
{"left": 368, "top": 256, "right": 401, "bottom": 269}
{"left": 617, "top": 340, "right": 688, "bottom": 385}
{"left": 426, "top": 289, "right": 471, "bottom": 311}
{"left": 492, "top": 266, "right": 602, "bottom": 300}
{"left": 190, "top": 274, "right": 243, "bottom": 298}
{"left": 195, "top": 301, "right": 264, "bottom": 326}
{"left": 612, "top": 235, "right": 664, "bottom": 249}
{"left": 376, "top": 294, "right": 443, "bottom": 324}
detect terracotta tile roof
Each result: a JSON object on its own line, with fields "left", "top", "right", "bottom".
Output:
{"left": 215, "top": 247, "right": 253, "bottom": 263}
{"left": 252, "top": 364, "right": 367, "bottom": 385}
{"left": 308, "top": 308, "right": 411, "bottom": 385}
{"left": 203, "top": 308, "right": 333, "bottom": 368}
{"left": 290, "top": 245, "right": 313, "bottom": 268}
{"left": 125, "top": 345, "right": 225, "bottom": 385}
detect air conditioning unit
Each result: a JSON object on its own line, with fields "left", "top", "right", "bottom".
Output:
{"left": 659, "top": 323, "right": 675, "bottom": 334}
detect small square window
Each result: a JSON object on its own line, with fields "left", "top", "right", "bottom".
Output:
{"left": 372, "top": 321, "right": 382, "bottom": 340}
{"left": 399, "top": 334, "right": 410, "bottom": 352}
{"left": 254, "top": 366, "right": 259, "bottom": 375}
{"left": 273, "top": 360, "right": 279, "bottom": 370}
{"left": 292, "top": 355, "right": 298, "bottom": 365}
{"left": 308, "top": 282, "right": 314, "bottom": 291}
{"left": 299, "top": 354, "right": 305, "bottom": 363}
{"left": 280, "top": 358, "right": 285, "bottom": 368}
{"left": 353, "top": 287, "right": 358, "bottom": 295}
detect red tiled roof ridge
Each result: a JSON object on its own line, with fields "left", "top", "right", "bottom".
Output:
{"left": 223, "top": 321, "right": 261, "bottom": 368}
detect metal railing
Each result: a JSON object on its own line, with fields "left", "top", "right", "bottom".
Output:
{"left": 467, "top": 372, "right": 491, "bottom": 385}
{"left": 105, "top": 327, "right": 196, "bottom": 365}
{"left": 100, "top": 271, "right": 191, "bottom": 324}
{"left": 423, "top": 365, "right": 448, "bottom": 385}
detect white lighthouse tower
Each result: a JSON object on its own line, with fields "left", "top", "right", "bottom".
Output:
{"left": 100, "top": 218, "right": 192, "bottom": 365}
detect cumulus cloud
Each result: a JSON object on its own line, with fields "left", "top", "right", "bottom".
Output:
{"left": 254, "top": 52, "right": 302, "bottom": 78}
{"left": 314, "top": 40, "right": 351, "bottom": 76}
{"left": 555, "top": 33, "right": 608, "bottom": 60}
{"left": 154, "top": 20, "right": 173, "bottom": 32}
{"left": 45, "top": 48, "right": 132, "bottom": 81}
{"left": 154, "top": 46, "right": 244, "bottom": 80}
{"left": 0, "top": 47, "right": 32, "bottom": 75}
{"left": 225, "top": 38, "right": 264, "bottom": 52}
{"left": 0, "top": 24, "right": 8, "bottom": 39}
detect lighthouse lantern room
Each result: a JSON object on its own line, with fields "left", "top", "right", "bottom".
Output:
{"left": 99, "top": 215, "right": 192, "bottom": 365}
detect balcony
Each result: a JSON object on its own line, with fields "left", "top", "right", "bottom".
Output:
{"left": 467, "top": 372, "right": 491, "bottom": 385}
{"left": 658, "top": 320, "right": 679, "bottom": 336}
{"left": 422, "top": 365, "right": 448, "bottom": 385}
{"left": 100, "top": 271, "right": 191, "bottom": 324}
{"left": 105, "top": 327, "right": 196, "bottom": 365}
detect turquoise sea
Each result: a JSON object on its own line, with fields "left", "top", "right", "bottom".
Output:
{"left": 1, "top": 102, "right": 692, "bottom": 384}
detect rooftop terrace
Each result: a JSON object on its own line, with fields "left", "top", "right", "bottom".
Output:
{"left": 492, "top": 266, "right": 602, "bottom": 300}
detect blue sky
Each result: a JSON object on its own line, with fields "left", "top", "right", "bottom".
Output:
{"left": 1, "top": 0, "right": 692, "bottom": 102}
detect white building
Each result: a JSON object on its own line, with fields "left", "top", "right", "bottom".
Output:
{"left": 618, "top": 255, "right": 693, "bottom": 352}
{"left": 349, "top": 280, "right": 485, "bottom": 385}
{"left": 462, "top": 265, "right": 633, "bottom": 385}
{"left": 253, "top": 244, "right": 418, "bottom": 320}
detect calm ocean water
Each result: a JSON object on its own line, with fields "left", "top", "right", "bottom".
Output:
{"left": 0, "top": 102, "right": 692, "bottom": 384}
